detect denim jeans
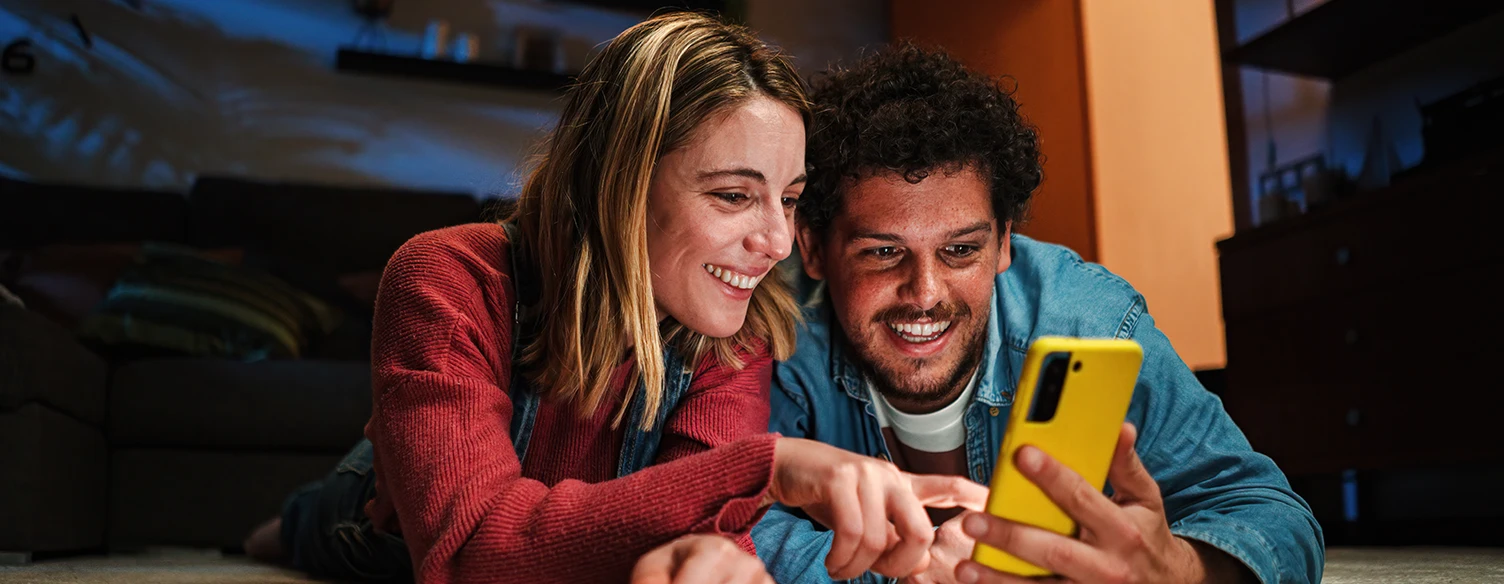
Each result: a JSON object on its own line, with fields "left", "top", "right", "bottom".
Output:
{"left": 281, "top": 439, "right": 413, "bottom": 582}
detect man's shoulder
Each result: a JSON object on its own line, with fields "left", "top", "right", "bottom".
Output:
{"left": 1000, "top": 235, "right": 1147, "bottom": 345}
{"left": 785, "top": 300, "right": 837, "bottom": 372}
{"left": 772, "top": 298, "right": 844, "bottom": 400}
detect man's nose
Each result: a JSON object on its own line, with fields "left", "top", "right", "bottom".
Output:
{"left": 899, "top": 255, "right": 944, "bottom": 310}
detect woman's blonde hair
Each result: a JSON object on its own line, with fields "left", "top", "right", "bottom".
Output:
{"left": 508, "top": 12, "right": 807, "bottom": 429}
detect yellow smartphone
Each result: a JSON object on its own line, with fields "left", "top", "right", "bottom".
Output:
{"left": 970, "top": 336, "right": 1143, "bottom": 576}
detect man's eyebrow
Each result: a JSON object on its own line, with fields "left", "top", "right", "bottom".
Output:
{"left": 948, "top": 221, "right": 993, "bottom": 238}
{"left": 849, "top": 221, "right": 992, "bottom": 243}
{"left": 848, "top": 230, "right": 903, "bottom": 243}
{"left": 697, "top": 168, "right": 766, "bottom": 183}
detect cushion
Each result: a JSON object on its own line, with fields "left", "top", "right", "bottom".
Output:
{"left": 109, "top": 358, "right": 371, "bottom": 451}
{"left": 76, "top": 244, "right": 339, "bottom": 361}
{"left": 0, "top": 304, "right": 108, "bottom": 425}
{"left": 0, "top": 244, "right": 244, "bottom": 330}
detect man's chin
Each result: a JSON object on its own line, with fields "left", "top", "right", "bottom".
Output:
{"left": 869, "top": 365, "right": 956, "bottom": 403}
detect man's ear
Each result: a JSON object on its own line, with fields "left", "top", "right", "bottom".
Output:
{"left": 996, "top": 221, "right": 1014, "bottom": 275}
{"left": 796, "top": 222, "right": 826, "bottom": 281}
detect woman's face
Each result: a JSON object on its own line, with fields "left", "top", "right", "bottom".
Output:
{"left": 647, "top": 95, "right": 806, "bottom": 338}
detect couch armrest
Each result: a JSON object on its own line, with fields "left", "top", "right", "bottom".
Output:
{"left": 0, "top": 305, "right": 107, "bottom": 425}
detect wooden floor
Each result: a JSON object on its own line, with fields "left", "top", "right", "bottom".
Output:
{"left": 1, "top": 546, "right": 1502, "bottom": 583}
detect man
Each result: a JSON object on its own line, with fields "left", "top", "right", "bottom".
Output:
{"left": 753, "top": 44, "right": 1324, "bottom": 584}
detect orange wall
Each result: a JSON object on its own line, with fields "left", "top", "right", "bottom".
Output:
{"left": 1078, "top": 0, "right": 1233, "bottom": 369}
{"left": 891, "top": 0, "right": 1098, "bottom": 261}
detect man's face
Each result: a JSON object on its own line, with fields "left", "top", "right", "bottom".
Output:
{"left": 799, "top": 168, "right": 1011, "bottom": 411}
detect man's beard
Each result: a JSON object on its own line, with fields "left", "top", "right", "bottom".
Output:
{"left": 849, "top": 301, "right": 988, "bottom": 407}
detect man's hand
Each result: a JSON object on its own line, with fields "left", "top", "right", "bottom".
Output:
{"left": 630, "top": 534, "right": 773, "bottom": 584}
{"left": 769, "top": 438, "right": 990, "bottom": 580}
{"left": 954, "top": 423, "right": 1251, "bottom": 583}
{"left": 900, "top": 512, "right": 975, "bottom": 584}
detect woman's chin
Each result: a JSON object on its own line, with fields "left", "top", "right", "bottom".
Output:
{"left": 678, "top": 313, "right": 748, "bottom": 339}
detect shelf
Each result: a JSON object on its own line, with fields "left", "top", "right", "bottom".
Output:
{"left": 1223, "top": 0, "right": 1504, "bottom": 79}
{"left": 335, "top": 48, "right": 573, "bottom": 92}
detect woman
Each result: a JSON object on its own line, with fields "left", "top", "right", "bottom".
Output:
{"left": 245, "top": 12, "right": 983, "bottom": 583}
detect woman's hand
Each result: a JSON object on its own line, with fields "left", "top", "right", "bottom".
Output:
{"left": 630, "top": 534, "right": 773, "bottom": 584}
{"left": 769, "top": 437, "right": 990, "bottom": 580}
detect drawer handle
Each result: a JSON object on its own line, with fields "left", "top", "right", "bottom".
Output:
{"left": 1335, "top": 246, "right": 1352, "bottom": 266}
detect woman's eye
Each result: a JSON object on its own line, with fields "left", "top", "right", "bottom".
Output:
{"left": 781, "top": 196, "right": 799, "bottom": 209}
{"left": 712, "top": 192, "right": 750, "bottom": 204}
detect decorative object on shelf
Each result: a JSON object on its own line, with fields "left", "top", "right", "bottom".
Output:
{"left": 451, "top": 33, "right": 478, "bottom": 63}
{"left": 351, "top": 0, "right": 395, "bottom": 51}
{"left": 1355, "top": 115, "right": 1403, "bottom": 191}
{"left": 421, "top": 19, "right": 450, "bottom": 59}
{"left": 1257, "top": 154, "right": 1327, "bottom": 225}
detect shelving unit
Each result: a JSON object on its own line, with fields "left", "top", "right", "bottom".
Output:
{"left": 1213, "top": 0, "right": 1504, "bottom": 547}
{"left": 1223, "top": 0, "right": 1504, "bottom": 79}
{"left": 334, "top": 48, "right": 573, "bottom": 93}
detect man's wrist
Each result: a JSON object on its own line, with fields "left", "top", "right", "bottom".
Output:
{"left": 1180, "top": 537, "right": 1258, "bottom": 584}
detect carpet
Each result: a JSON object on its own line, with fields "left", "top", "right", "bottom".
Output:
{"left": 1, "top": 546, "right": 1502, "bottom": 583}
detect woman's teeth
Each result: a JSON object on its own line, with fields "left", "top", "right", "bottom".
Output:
{"left": 888, "top": 321, "right": 952, "bottom": 342}
{"left": 703, "top": 264, "right": 762, "bottom": 290}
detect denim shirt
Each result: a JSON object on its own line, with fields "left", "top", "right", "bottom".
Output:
{"left": 752, "top": 235, "right": 1324, "bottom": 584}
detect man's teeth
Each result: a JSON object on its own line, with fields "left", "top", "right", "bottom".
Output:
{"left": 702, "top": 264, "right": 762, "bottom": 290}
{"left": 888, "top": 321, "right": 952, "bottom": 342}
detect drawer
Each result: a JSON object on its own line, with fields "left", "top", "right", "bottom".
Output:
{"left": 1225, "top": 265, "right": 1504, "bottom": 475}
{"left": 1220, "top": 171, "right": 1502, "bottom": 320}
{"left": 1221, "top": 379, "right": 1361, "bottom": 477}
{"left": 1225, "top": 262, "right": 1503, "bottom": 386}
{"left": 1224, "top": 296, "right": 1374, "bottom": 386}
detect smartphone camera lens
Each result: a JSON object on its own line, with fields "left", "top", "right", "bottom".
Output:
{"left": 1028, "top": 352, "right": 1071, "bottom": 422}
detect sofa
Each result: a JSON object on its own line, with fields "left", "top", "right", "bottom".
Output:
{"left": 0, "top": 175, "right": 499, "bottom": 558}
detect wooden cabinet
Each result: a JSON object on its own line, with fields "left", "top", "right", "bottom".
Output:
{"left": 1217, "top": 150, "right": 1504, "bottom": 478}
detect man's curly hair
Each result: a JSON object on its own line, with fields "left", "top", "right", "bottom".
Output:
{"left": 800, "top": 42, "right": 1043, "bottom": 234}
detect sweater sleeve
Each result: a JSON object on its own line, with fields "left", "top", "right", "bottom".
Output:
{"left": 652, "top": 347, "right": 777, "bottom": 555}
{"left": 365, "top": 226, "right": 778, "bottom": 584}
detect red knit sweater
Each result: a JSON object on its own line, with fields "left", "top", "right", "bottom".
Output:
{"left": 362, "top": 223, "right": 778, "bottom": 583}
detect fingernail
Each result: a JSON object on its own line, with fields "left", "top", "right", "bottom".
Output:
{"left": 1018, "top": 446, "right": 1043, "bottom": 473}
{"left": 957, "top": 561, "right": 980, "bottom": 584}
{"left": 963, "top": 513, "right": 989, "bottom": 538}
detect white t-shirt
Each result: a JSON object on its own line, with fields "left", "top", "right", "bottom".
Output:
{"left": 866, "top": 369, "right": 979, "bottom": 453}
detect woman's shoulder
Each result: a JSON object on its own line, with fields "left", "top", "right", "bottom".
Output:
{"left": 382, "top": 223, "right": 515, "bottom": 308}
{"left": 388, "top": 223, "right": 512, "bottom": 278}
{"left": 689, "top": 338, "right": 773, "bottom": 382}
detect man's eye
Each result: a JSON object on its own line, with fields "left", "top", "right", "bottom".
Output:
{"left": 867, "top": 247, "right": 899, "bottom": 259}
{"left": 948, "top": 245, "right": 978, "bottom": 257}
{"left": 713, "top": 192, "right": 749, "bottom": 203}
{"left": 781, "top": 196, "right": 799, "bottom": 209}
